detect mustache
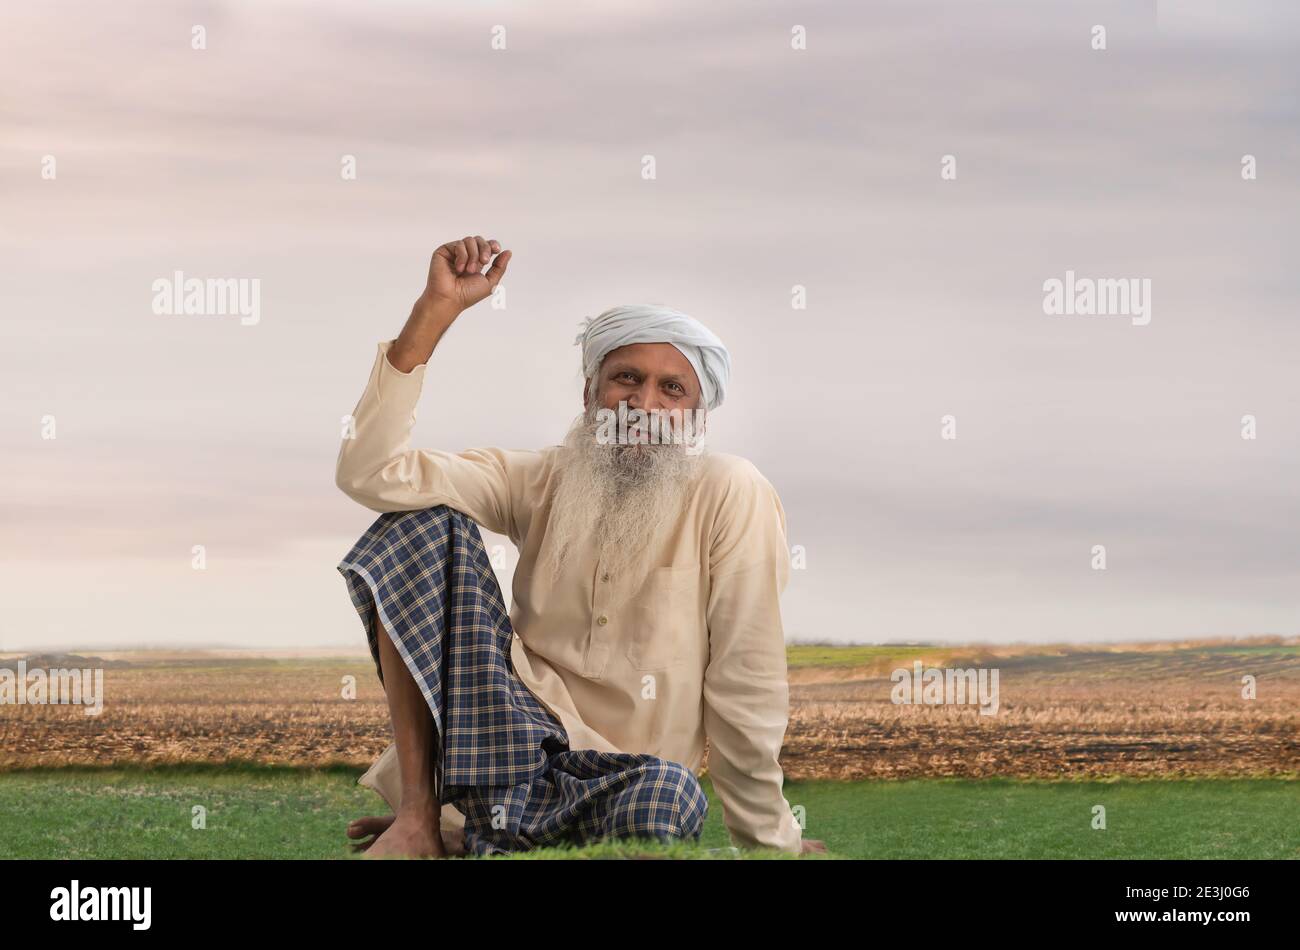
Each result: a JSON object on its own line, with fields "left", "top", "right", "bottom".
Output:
{"left": 578, "top": 402, "right": 706, "bottom": 448}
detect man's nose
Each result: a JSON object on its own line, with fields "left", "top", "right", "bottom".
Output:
{"left": 626, "top": 382, "right": 668, "bottom": 413}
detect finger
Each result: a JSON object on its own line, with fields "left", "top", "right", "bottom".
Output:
{"left": 459, "top": 236, "right": 477, "bottom": 274}
{"left": 443, "top": 240, "right": 466, "bottom": 274}
{"left": 487, "top": 238, "right": 501, "bottom": 255}
{"left": 473, "top": 235, "right": 491, "bottom": 268}
{"left": 346, "top": 815, "right": 394, "bottom": 839}
{"left": 346, "top": 815, "right": 393, "bottom": 835}
{"left": 484, "top": 249, "right": 511, "bottom": 290}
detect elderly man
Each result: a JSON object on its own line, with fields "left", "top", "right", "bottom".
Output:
{"left": 336, "top": 235, "right": 824, "bottom": 858}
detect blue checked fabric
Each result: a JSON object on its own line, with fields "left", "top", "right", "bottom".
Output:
{"left": 338, "top": 504, "right": 708, "bottom": 855}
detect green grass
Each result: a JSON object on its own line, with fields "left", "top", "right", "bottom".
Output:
{"left": 1, "top": 765, "right": 1295, "bottom": 859}
{"left": 795, "top": 776, "right": 1300, "bottom": 859}
{"left": 785, "top": 644, "right": 935, "bottom": 670}
{"left": 783, "top": 641, "right": 1300, "bottom": 670}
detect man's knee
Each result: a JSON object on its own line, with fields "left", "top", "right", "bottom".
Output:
{"left": 383, "top": 503, "right": 455, "bottom": 527}
{"left": 609, "top": 760, "right": 708, "bottom": 841}
{"left": 379, "top": 504, "right": 478, "bottom": 543}
{"left": 670, "top": 764, "right": 709, "bottom": 837}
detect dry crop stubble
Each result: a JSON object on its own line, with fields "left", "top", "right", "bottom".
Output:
{"left": 2, "top": 643, "right": 1296, "bottom": 779}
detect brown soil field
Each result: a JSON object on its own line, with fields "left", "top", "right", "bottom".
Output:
{"left": 2, "top": 640, "right": 1297, "bottom": 780}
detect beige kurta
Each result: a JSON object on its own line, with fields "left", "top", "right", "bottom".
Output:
{"left": 336, "top": 340, "right": 803, "bottom": 853}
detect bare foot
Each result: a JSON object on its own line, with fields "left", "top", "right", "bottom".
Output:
{"left": 359, "top": 811, "right": 446, "bottom": 859}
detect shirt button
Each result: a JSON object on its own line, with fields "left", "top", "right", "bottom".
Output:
{"left": 601, "top": 573, "right": 610, "bottom": 582}
{"left": 596, "top": 615, "right": 608, "bottom": 626}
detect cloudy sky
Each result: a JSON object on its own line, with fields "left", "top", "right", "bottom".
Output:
{"left": 2, "top": 0, "right": 1297, "bottom": 650}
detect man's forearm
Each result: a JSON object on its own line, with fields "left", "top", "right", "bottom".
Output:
{"left": 387, "top": 299, "right": 460, "bottom": 373}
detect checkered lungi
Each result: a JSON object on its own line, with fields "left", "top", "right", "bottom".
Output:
{"left": 337, "top": 504, "right": 708, "bottom": 856}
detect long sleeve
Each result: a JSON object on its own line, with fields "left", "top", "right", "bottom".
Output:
{"left": 701, "top": 459, "right": 803, "bottom": 853}
{"left": 334, "top": 339, "right": 517, "bottom": 537}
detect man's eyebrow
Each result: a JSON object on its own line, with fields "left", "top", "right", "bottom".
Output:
{"left": 606, "top": 362, "right": 691, "bottom": 385}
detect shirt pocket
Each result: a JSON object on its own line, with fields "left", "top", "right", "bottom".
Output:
{"left": 627, "top": 565, "right": 697, "bottom": 671}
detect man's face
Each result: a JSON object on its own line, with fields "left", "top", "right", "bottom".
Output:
{"left": 584, "top": 342, "right": 703, "bottom": 415}
{"left": 547, "top": 342, "right": 708, "bottom": 583}
{"left": 583, "top": 342, "right": 704, "bottom": 460}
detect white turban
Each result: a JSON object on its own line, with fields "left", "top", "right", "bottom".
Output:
{"left": 573, "top": 304, "right": 732, "bottom": 411}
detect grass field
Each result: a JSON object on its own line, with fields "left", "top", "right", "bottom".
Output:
{"left": 1, "top": 766, "right": 1296, "bottom": 859}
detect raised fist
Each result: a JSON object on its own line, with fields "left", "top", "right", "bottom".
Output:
{"left": 419, "top": 235, "right": 511, "bottom": 315}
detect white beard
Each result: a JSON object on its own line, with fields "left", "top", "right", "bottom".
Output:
{"left": 545, "top": 401, "right": 705, "bottom": 587}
